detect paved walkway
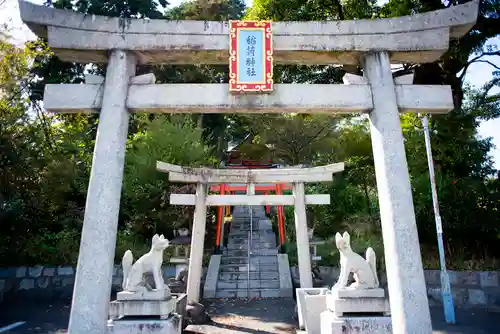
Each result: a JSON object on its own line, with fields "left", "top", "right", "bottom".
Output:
{"left": 1, "top": 294, "right": 500, "bottom": 333}
{"left": 186, "top": 299, "right": 296, "bottom": 334}
{"left": 186, "top": 298, "right": 500, "bottom": 334}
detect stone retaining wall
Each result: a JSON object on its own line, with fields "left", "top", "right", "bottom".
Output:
{"left": 291, "top": 266, "right": 500, "bottom": 310}
{"left": 0, "top": 265, "right": 186, "bottom": 303}
{"left": 2, "top": 265, "right": 499, "bottom": 310}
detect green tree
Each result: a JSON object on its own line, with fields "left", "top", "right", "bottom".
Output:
{"left": 0, "top": 32, "right": 88, "bottom": 265}
{"left": 121, "top": 115, "right": 215, "bottom": 237}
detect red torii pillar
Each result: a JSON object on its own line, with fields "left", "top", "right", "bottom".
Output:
{"left": 214, "top": 184, "right": 225, "bottom": 253}
{"left": 275, "top": 183, "right": 286, "bottom": 246}
{"left": 210, "top": 183, "right": 291, "bottom": 253}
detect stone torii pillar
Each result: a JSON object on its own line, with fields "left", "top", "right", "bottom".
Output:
{"left": 67, "top": 50, "right": 136, "bottom": 333}
{"left": 364, "top": 53, "right": 432, "bottom": 333}
{"left": 186, "top": 182, "right": 208, "bottom": 303}
{"left": 292, "top": 182, "right": 313, "bottom": 288}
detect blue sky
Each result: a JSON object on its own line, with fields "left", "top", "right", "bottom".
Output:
{"left": 1, "top": 0, "right": 499, "bottom": 168}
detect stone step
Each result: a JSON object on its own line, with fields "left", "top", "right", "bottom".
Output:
{"left": 228, "top": 231, "right": 275, "bottom": 237}
{"left": 220, "top": 256, "right": 248, "bottom": 265}
{"left": 217, "top": 279, "right": 280, "bottom": 289}
{"left": 232, "top": 218, "right": 271, "bottom": 222}
{"left": 224, "top": 249, "right": 278, "bottom": 256}
{"left": 232, "top": 213, "right": 267, "bottom": 217}
{"left": 229, "top": 233, "right": 275, "bottom": 238}
{"left": 228, "top": 239, "right": 275, "bottom": 244}
{"left": 227, "top": 239, "right": 275, "bottom": 244}
{"left": 219, "top": 263, "right": 278, "bottom": 272}
{"left": 227, "top": 242, "right": 277, "bottom": 249}
{"left": 227, "top": 237, "right": 275, "bottom": 243}
{"left": 230, "top": 223, "right": 269, "bottom": 228}
{"left": 227, "top": 237, "right": 276, "bottom": 244}
{"left": 228, "top": 234, "right": 276, "bottom": 240}
{"left": 226, "top": 245, "right": 277, "bottom": 252}
{"left": 228, "top": 235, "right": 275, "bottom": 241}
{"left": 226, "top": 247, "right": 276, "bottom": 253}
{"left": 229, "top": 230, "right": 275, "bottom": 235}
{"left": 215, "top": 288, "right": 281, "bottom": 298}
{"left": 221, "top": 256, "right": 278, "bottom": 265}
{"left": 229, "top": 231, "right": 274, "bottom": 237}
{"left": 218, "top": 271, "right": 279, "bottom": 281}
{"left": 231, "top": 217, "right": 268, "bottom": 221}
{"left": 227, "top": 241, "right": 277, "bottom": 248}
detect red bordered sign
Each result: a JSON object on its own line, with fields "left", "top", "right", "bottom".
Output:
{"left": 229, "top": 20, "right": 273, "bottom": 93}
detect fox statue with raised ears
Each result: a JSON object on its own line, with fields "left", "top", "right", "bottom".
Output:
{"left": 333, "top": 231, "right": 379, "bottom": 290}
{"left": 122, "top": 234, "right": 170, "bottom": 292}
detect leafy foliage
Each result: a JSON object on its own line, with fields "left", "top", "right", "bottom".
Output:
{"left": 122, "top": 115, "right": 215, "bottom": 238}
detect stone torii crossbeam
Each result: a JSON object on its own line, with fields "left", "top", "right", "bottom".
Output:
{"left": 18, "top": 1, "right": 479, "bottom": 334}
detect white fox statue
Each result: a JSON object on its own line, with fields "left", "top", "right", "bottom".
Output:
{"left": 122, "top": 234, "right": 171, "bottom": 293}
{"left": 333, "top": 231, "right": 379, "bottom": 290}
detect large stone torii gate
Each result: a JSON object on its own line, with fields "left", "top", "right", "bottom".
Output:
{"left": 18, "top": 1, "right": 479, "bottom": 333}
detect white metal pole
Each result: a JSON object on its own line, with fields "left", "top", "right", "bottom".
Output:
{"left": 248, "top": 183, "right": 255, "bottom": 298}
{"left": 422, "top": 114, "right": 455, "bottom": 324}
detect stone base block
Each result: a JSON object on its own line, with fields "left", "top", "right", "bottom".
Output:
{"left": 327, "top": 295, "right": 390, "bottom": 317}
{"left": 333, "top": 288, "right": 385, "bottom": 299}
{"left": 109, "top": 298, "right": 176, "bottom": 320}
{"left": 117, "top": 289, "right": 171, "bottom": 301}
{"left": 107, "top": 314, "right": 182, "bottom": 334}
{"left": 304, "top": 293, "right": 329, "bottom": 334}
{"left": 320, "top": 311, "right": 392, "bottom": 334}
{"left": 296, "top": 288, "right": 329, "bottom": 329}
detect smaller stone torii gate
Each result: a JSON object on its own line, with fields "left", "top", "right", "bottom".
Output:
{"left": 156, "top": 161, "right": 345, "bottom": 302}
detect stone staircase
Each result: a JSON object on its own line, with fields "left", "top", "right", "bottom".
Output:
{"left": 216, "top": 206, "right": 281, "bottom": 298}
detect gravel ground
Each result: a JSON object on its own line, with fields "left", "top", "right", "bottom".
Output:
{"left": 1, "top": 294, "right": 500, "bottom": 333}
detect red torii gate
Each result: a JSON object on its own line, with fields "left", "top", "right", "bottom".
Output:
{"left": 209, "top": 183, "right": 292, "bottom": 251}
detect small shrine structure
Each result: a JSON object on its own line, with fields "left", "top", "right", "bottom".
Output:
{"left": 169, "top": 228, "right": 191, "bottom": 276}
{"left": 210, "top": 135, "right": 292, "bottom": 252}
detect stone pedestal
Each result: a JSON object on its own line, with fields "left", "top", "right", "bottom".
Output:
{"left": 296, "top": 288, "right": 329, "bottom": 330}
{"left": 117, "top": 289, "right": 171, "bottom": 301}
{"left": 327, "top": 288, "right": 390, "bottom": 317}
{"left": 107, "top": 314, "right": 182, "bottom": 334}
{"left": 108, "top": 291, "right": 181, "bottom": 334}
{"left": 321, "top": 288, "right": 391, "bottom": 334}
{"left": 109, "top": 299, "right": 176, "bottom": 320}
{"left": 321, "top": 311, "right": 392, "bottom": 334}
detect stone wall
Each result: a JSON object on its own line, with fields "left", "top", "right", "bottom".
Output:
{"left": 290, "top": 266, "right": 500, "bottom": 310}
{"left": 0, "top": 265, "right": 187, "bottom": 303}
{"left": 2, "top": 265, "right": 499, "bottom": 310}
